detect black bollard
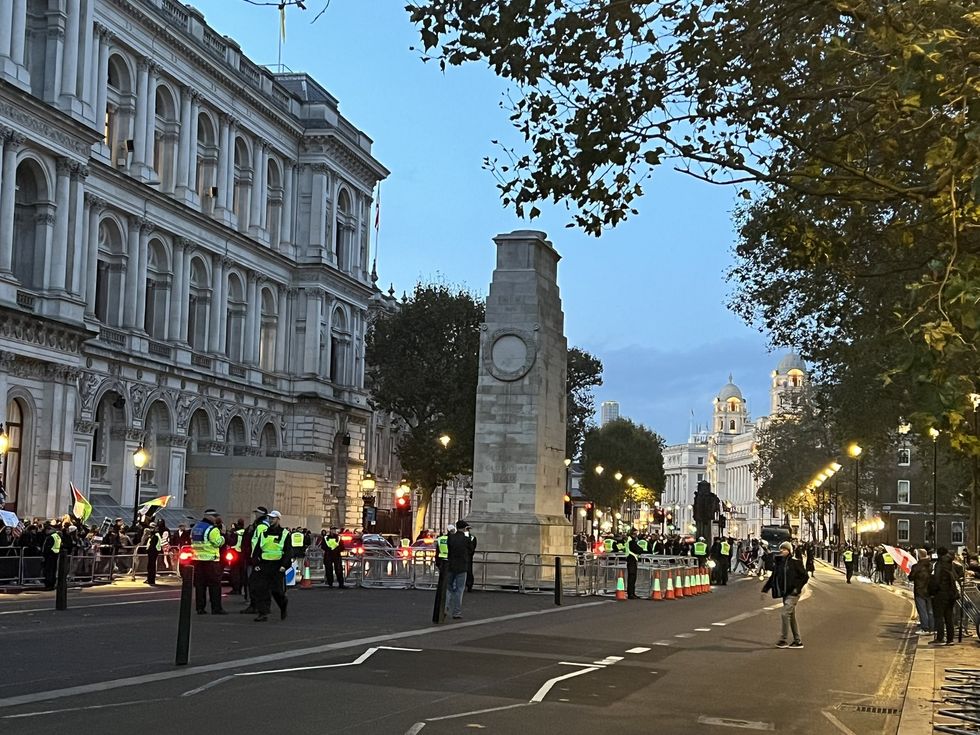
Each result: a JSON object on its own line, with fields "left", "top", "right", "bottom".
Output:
{"left": 554, "top": 556, "right": 563, "bottom": 606}
{"left": 175, "top": 563, "right": 194, "bottom": 666}
{"left": 55, "top": 553, "right": 69, "bottom": 611}
{"left": 432, "top": 564, "right": 449, "bottom": 624}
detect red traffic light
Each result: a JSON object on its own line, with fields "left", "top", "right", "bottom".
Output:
{"left": 396, "top": 496, "right": 408, "bottom": 508}
{"left": 585, "top": 503, "right": 593, "bottom": 509}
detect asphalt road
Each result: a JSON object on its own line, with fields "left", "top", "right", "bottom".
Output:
{"left": 2, "top": 564, "right": 915, "bottom": 734}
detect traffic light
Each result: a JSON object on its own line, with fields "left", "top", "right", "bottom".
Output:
{"left": 396, "top": 494, "right": 411, "bottom": 513}
{"left": 563, "top": 494, "right": 572, "bottom": 519}
{"left": 585, "top": 503, "right": 594, "bottom": 521}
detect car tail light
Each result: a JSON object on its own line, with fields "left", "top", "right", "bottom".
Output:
{"left": 224, "top": 550, "right": 236, "bottom": 563}
{"left": 355, "top": 547, "right": 364, "bottom": 555}
{"left": 179, "top": 550, "right": 193, "bottom": 563}
{"left": 341, "top": 534, "right": 353, "bottom": 543}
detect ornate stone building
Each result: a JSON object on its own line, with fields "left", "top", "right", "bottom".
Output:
{"left": 0, "top": 0, "right": 400, "bottom": 529}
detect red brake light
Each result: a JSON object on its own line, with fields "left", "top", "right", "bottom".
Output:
{"left": 341, "top": 534, "right": 353, "bottom": 542}
{"left": 179, "top": 550, "right": 193, "bottom": 562}
{"left": 355, "top": 547, "right": 364, "bottom": 555}
{"left": 224, "top": 551, "right": 236, "bottom": 563}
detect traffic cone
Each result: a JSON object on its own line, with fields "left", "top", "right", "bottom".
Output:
{"left": 695, "top": 569, "right": 703, "bottom": 595}
{"left": 300, "top": 558, "right": 312, "bottom": 589}
{"left": 700, "top": 569, "right": 707, "bottom": 594}
{"left": 675, "top": 571, "right": 684, "bottom": 598}
{"left": 683, "top": 572, "right": 691, "bottom": 597}
{"left": 615, "top": 573, "right": 627, "bottom": 601}
{"left": 651, "top": 573, "right": 663, "bottom": 601}
{"left": 666, "top": 575, "right": 675, "bottom": 600}
{"left": 704, "top": 570, "right": 712, "bottom": 592}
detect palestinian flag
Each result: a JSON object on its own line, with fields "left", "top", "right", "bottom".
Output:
{"left": 138, "top": 495, "right": 172, "bottom": 520}
{"left": 70, "top": 482, "right": 92, "bottom": 523}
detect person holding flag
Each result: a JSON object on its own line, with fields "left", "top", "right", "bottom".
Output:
{"left": 145, "top": 522, "right": 162, "bottom": 586}
{"left": 138, "top": 495, "right": 172, "bottom": 523}
{"left": 69, "top": 482, "right": 92, "bottom": 525}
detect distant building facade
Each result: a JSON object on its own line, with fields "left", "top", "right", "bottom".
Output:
{"left": 0, "top": 0, "right": 402, "bottom": 529}
{"left": 600, "top": 400, "right": 620, "bottom": 427}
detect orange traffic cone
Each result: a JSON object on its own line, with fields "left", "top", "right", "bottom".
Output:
{"left": 675, "top": 571, "right": 684, "bottom": 598}
{"left": 651, "top": 573, "right": 663, "bottom": 601}
{"left": 666, "top": 575, "right": 675, "bottom": 600}
{"left": 300, "top": 558, "right": 312, "bottom": 589}
{"left": 694, "top": 570, "right": 703, "bottom": 595}
{"left": 705, "top": 570, "right": 713, "bottom": 592}
{"left": 615, "top": 573, "right": 627, "bottom": 601}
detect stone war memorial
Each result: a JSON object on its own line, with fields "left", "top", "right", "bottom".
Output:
{"left": 468, "top": 230, "right": 572, "bottom": 564}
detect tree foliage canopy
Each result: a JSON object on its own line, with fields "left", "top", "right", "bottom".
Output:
{"left": 580, "top": 418, "right": 666, "bottom": 509}
{"left": 566, "top": 347, "right": 603, "bottom": 459}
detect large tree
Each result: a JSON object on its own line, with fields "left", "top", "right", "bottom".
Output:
{"left": 365, "top": 283, "right": 484, "bottom": 536}
{"left": 566, "top": 347, "right": 603, "bottom": 460}
{"left": 580, "top": 418, "right": 666, "bottom": 511}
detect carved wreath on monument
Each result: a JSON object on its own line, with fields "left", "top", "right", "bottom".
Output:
{"left": 482, "top": 326, "right": 538, "bottom": 382}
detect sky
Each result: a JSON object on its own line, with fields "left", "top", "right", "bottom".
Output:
{"left": 193, "top": 0, "right": 783, "bottom": 444}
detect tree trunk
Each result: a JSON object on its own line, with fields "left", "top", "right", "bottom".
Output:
{"left": 413, "top": 486, "right": 435, "bottom": 539}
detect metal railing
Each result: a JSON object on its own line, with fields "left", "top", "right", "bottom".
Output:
{"left": 0, "top": 548, "right": 183, "bottom": 588}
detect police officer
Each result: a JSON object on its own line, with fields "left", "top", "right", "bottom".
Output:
{"left": 145, "top": 522, "right": 162, "bottom": 586}
{"left": 252, "top": 510, "right": 292, "bottom": 622}
{"left": 693, "top": 536, "right": 708, "bottom": 569}
{"left": 42, "top": 521, "right": 62, "bottom": 590}
{"left": 842, "top": 544, "right": 855, "bottom": 583}
{"left": 226, "top": 519, "right": 246, "bottom": 595}
{"left": 242, "top": 506, "right": 270, "bottom": 614}
{"left": 464, "top": 524, "right": 477, "bottom": 593}
{"left": 718, "top": 536, "right": 732, "bottom": 585}
{"left": 290, "top": 526, "right": 307, "bottom": 581}
{"left": 323, "top": 526, "right": 345, "bottom": 588}
{"left": 625, "top": 528, "right": 643, "bottom": 599}
{"left": 191, "top": 509, "right": 226, "bottom": 614}
{"left": 882, "top": 547, "right": 896, "bottom": 585}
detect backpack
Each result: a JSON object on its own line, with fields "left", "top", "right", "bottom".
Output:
{"left": 927, "top": 561, "right": 942, "bottom": 596}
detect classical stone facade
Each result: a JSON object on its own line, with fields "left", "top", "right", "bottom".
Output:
{"left": 0, "top": 0, "right": 400, "bottom": 529}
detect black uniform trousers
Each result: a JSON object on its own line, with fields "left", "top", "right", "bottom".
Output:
{"left": 146, "top": 550, "right": 158, "bottom": 585}
{"left": 42, "top": 553, "right": 58, "bottom": 589}
{"left": 324, "top": 555, "right": 344, "bottom": 587}
{"left": 252, "top": 562, "right": 287, "bottom": 615}
{"left": 844, "top": 561, "right": 854, "bottom": 583}
{"left": 193, "top": 560, "right": 224, "bottom": 612}
{"left": 626, "top": 556, "right": 638, "bottom": 598}
{"left": 718, "top": 559, "right": 730, "bottom": 585}
{"left": 932, "top": 594, "right": 956, "bottom": 643}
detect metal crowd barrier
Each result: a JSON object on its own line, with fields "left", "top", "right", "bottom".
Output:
{"left": 0, "top": 547, "right": 183, "bottom": 588}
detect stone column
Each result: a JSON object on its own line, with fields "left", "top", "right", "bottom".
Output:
{"left": 144, "top": 65, "right": 158, "bottom": 175}
{"left": 48, "top": 158, "right": 72, "bottom": 291}
{"left": 79, "top": 0, "right": 96, "bottom": 109}
{"left": 303, "top": 289, "right": 321, "bottom": 374}
{"left": 186, "top": 95, "right": 200, "bottom": 195}
{"left": 135, "top": 221, "right": 152, "bottom": 330}
{"left": 175, "top": 86, "right": 192, "bottom": 193}
{"left": 60, "top": 0, "right": 81, "bottom": 100}
{"left": 215, "top": 116, "right": 230, "bottom": 211}
{"left": 217, "top": 258, "right": 230, "bottom": 351}
{"left": 132, "top": 58, "right": 150, "bottom": 169}
{"left": 225, "top": 120, "right": 238, "bottom": 212}
{"left": 10, "top": 0, "right": 27, "bottom": 68}
{"left": 243, "top": 273, "right": 259, "bottom": 363}
{"left": 0, "top": 131, "right": 24, "bottom": 273}
{"left": 280, "top": 160, "right": 294, "bottom": 249}
{"left": 247, "top": 138, "right": 263, "bottom": 231}
{"left": 208, "top": 255, "right": 224, "bottom": 353}
{"left": 275, "top": 285, "right": 288, "bottom": 372}
{"left": 258, "top": 147, "right": 269, "bottom": 230}
{"left": 168, "top": 238, "right": 186, "bottom": 341}
{"left": 43, "top": 6, "right": 65, "bottom": 103}
{"left": 93, "top": 27, "right": 111, "bottom": 140}
{"left": 68, "top": 163, "right": 88, "bottom": 295}
{"left": 310, "top": 164, "right": 328, "bottom": 254}
{"left": 83, "top": 193, "right": 105, "bottom": 313}
{"left": 123, "top": 216, "right": 141, "bottom": 326}
{"left": 0, "top": 3, "right": 13, "bottom": 60}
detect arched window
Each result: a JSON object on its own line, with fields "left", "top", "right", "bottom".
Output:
{"left": 188, "top": 408, "right": 211, "bottom": 453}
{"left": 258, "top": 288, "right": 277, "bottom": 371}
{"left": 729, "top": 420, "right": 736, "bottom": 431}
{"left": 187, "top": 257, "right": 210, "bottom": 351}
{"left": 105, "top": 54, "right": 135, "bottom": 167}
{"left": 2, "top": 398, "right": 27, "bottom": 512}
{"left": 143, "top": 401, "right": 171, "bottom": 502}
{"left": 266, "top": 158, "right": 282, "bottom": 248}
{"left": 259, "top": 423, "right": 279, "bottom": 456}
{"left": 224, "top": 273, "right": 245, "bottom": 362}
{"left": 92, "top": 390, "right": 126, "bottom": 498}
{"left": 12, "top": 159, "right": 50, "bottom": 290}
{"left": 152, "top": 85, "right": 179, "bottom": 191}
{"left": 196, "top": 112, "right": 218, "bottom": 213}
{"left": 232, "top": 136, "right": 252, "bottom": 230}
{"left": 95, "top": 218, "right": 126, "bottom": 326}
{"left": 226, "top": 416, "right": 247, "bottom": 455}
{"left": 334, "top": 189, "right": 353, "bottom": 271}
{"left": 329, "top": 307, "right": 349, "bottom": 385}
{"left": 144, "top": 240, "right": 170, "bottom": 339}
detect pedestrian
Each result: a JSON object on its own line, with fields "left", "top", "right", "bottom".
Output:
{"left": 190, "top": 509, "right": 226, "bottom": 615}
{"left": 322, "top": 526, "right": 345, "bottom": 588}
{"left": 909, "top": 549, "right": 934, "bottom": 635}
{"left": 929, "top": 547, "right": 963, "bottom": 646}
{"left": 241, "top": 506, "right": 270, "bottom": 614}
{"left": 41, "top": 522, "right": 62, "bottom": 590}
{"left": 227, "top": 518, "right": 246, "bottom": 595}
{"left": 761, "top": 541, "right": 809, "bottom": 649}
{"left": 445, "top": 520, "right": 470, "bottom": 619}
{"left": 625, "top": 527, "right": 642, "bottom": 599}
{"left": 290, "top": 525, "right": 307, "bottom": 582}
{"left": 842, "top": 544, "right": 855, "bottom": 583}
{"left": 805, "top": 543, "right": 815, "bottom": 576}
{"left": 145, "top": 522, "right": 162, "bottom": 586}
{"left": 464, "top": 524, "right": 478, "bottom": 593}
{"left": 882, "top": 547, "right": 896, "bottom": 585}
{"left": 251, "top": 510, "right": 291, "bottom": 622}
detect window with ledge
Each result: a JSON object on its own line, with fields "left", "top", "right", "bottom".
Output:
{"left": 952, "top": 521, "right": 965, "bottom": 545}
{"left": 897, "top": 448, "right": 911, "bottom": 466}
{"left": 196, "top": 112, "right": 218, "bottom": 213}
{"left": 334, "top": 189, "right": 354, "bottom": 271}
{"left": 897, "top": 519, "right": 910, "bottom": 543}
{"left": 697, "top": 456, "right": 704, "bottom": 465}
{"left": 258, "top": 287, "right": 277, "bottom": 371}
{"left": 12, "top": 158, "right": 48, "bottom": 290}
{"left": 187, "top": 257, "right": 210, "bottom": 351}
{"left": 143, "top": 239, "right": 170, "bottom": 340}
{"left": 224, "top": 273, "right": 245, "bottom": 362}
{"left": 105, "top": 54, "right": 135, "bottom": 167}
{"left": 94, "top": 219, "right": 126, "bottom": 326}
{"left": 232, "top": 137, "right": 252, "bottom": 230}
{"left": 152, "top": 85, "right": 179, "bottom": 192}
{"left": 897, "top": 480, "right": 911, "bottom": 504}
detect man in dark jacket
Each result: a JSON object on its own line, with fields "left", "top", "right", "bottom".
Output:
{"left": 464, "top": 525, "right": 478, "bottom": 593}
{"left": 761, "top": 541, "right": 809, "bottom": 649}
{"left": 446, "top": 520, "right": 471, "bottom": 619}
{"left": 930, "top": 547, "right": 963, "bottom": 645}
{"left": 909, "top": 549, "right": 934, "bottom": 635}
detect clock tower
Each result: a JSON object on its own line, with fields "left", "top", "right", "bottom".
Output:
{"left": 770, "top": 352, "right": 808, "bottom": 415}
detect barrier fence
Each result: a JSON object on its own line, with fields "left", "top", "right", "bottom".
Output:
{"left": 0, "top": 548, "right": 183, "bottom": 588}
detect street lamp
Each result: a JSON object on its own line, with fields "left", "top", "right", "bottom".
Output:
{"left": 970, "top": 393, "right": 980, "bottom": 550}
{"left": 930, "top": 427, "right": 940, "bottom": 547}
{"left": 848, "top": 443, "right": 862, "bottom": 544}
{"left": 564, "top": 458, "right": 572, "bottom": 512}
{"left": 438, "top": 434, "right": 451, "bottom": 448}
{"left": 614, "top": 471, "right": 623, "bottom": 481}
{"left": 0, "top": 422, "right": 8, "bottom": 506}
{"left": 594, "top": 464, "right": 604, "bottom": 476}
{"left": 132, "top": 442, "right": 149, "bottom": 528}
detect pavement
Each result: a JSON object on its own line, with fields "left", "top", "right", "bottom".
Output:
{"left": 2, "top": 564, "right": 920, "bottom": 734}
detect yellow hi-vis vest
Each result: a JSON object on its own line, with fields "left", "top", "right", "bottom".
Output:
{"left": 50, "top": 533, "right": 61, "bottom": 554}
{"left": 437, "top": 535, "right": 449, "bottom": 559}
{"left": 843, "top": 550, "right": 853, "bottom": 562}
{"left": 232, "top": 528, "right": 245, "bottom": 552}
{"left": 290, "top": 531, "right": 305, "bottom": 548}
{"left": 637, "top": 539, "right": 649, "bottom": 553}
{"left": 624, "top": 539, "right": 638, "bottom": 559}
{"left": 883, "top": 552, "right": 895, "bottom": 565}
{"left": 694, "top": 541, "right": 707, "bottom": 556}
{"left": 326, "top": 538, "right": 340, "bottom": 550}
{"left": 720, "top": 541, "right": 731, "bottom": 555}
{"left": 603, "top": 539, "right": 614, "bottom": 553}
{"left": 259, "top": 526, "right": 288, "bottom": 561}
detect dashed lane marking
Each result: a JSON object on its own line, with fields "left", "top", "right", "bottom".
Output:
{"left": 674, "top": 633, "right": 695, "bottom": 639}
{"left": 426, "top": 703, "right": 532, "bottom": 722}
{"left": 652, "top": 640, "right": 673, "bottom": 646}
{"left": 592, "top": 656, "right": 624, "bottom": 665}
{"left": 711, "top": 623, "right": 727, "bottom": 627}
{"left": 694, "top": 628, "right": 712, "bottom": 632}
{"left": 625, "top": 647, "right": 650, "bottom": 654}
{"left": 2, "top": 698, "right": 170, "bottom": 719}
{"left": 697, "top": 715, "right": 775, "bottom": 730}
{"left": 530, "top": 666, "right": 602, "bottom": 703}
{"left": 404, "top": 723, "right": 426, "bottom": 735}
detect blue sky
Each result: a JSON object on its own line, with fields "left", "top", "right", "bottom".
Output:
{"left": 197, "top": 0, "right": 781, "bottom": 443}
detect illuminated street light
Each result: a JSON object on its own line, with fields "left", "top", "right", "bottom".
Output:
{"left": 614, "top": 471, "right": 623, "bottom": 481}
{"left": 564, "top": 458, "right": 572, "bottom": 467}
{"left": 626, "top": 477, "right": 635, "bottom": 487}
{"left": 438, "top": 434, "right": 451, "bottom": 448}
{"left": 595, "top": 464, "right": 604, "bottom": 476}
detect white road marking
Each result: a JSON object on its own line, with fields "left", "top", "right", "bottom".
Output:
{"left": 180, "top": 676, "right": 234, "bottom": 697}
{"left": 821, "top": 711, "right": 858, "bottom": 735}
{"left": 625, "top": 647, "right": 650, "bottom": 654}
{"left": 697, "top": 715, "right": 775, "bottom": 730}
{"left": 694, "top": 628, "right": 712, "bottom": 632}
{"left": 652, "top": 640, "right": 673, "bottom": 646}
{"left": 234, "top": 645, "right": 420, "bottom": 677}
{"left": 426, "top": 702, "right": 532, "bottom": 721}
{"left": 711, "top": 623, "right": 727, "bottom": 627}
{"left": 674, "top": 633, "right": 694, "bottom": 638}
{"left": 592, "top": 656, "right": 624, "bottom": 665}
{"left": 763, "top": 605, "right": 781, "bottom": 611}
{"left": 404, "top": 723, "right": 426, "bottom": 735}
{"left": 0, "top": 598, "right": 176, "bottom": 615}
{"left": 2, "top": 698, "right": 169, "bottom": 719}
{"left": 0, "top": 600, "right": 612, "bottom": 709}
{"left": 717, "top": 611, "right": 756, "bottom": 625}
{"left": 558, "top": 661, "right": 604, "bottom": 667}
{"left": 530, "top": 667, "right": 601, "bottom": 703}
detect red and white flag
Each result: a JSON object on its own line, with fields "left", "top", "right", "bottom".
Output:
{"left": 884, "top": 545, "right": 916, "bottom": 575}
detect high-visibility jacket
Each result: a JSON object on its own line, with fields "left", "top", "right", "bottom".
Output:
{"left": 258, "top": 526, "right": 288, "bottom": 561}
{"left": 624, "top": 539, "right": 638, "bottom": 559}
{"left": 250, "top": 520, "right": 270, "bottom": 557}
{"left": 720, "top": 541, "right": 731, "bottom": 556}
{"left": 883, "top": 552, "right": 895, "bottom": 565}
{"left": 49, "top": 533, "right": 62, "bottom": 554}
{"left": 232, "top": 528, "right": 245, "bottom": 552}
{"left": 437, "top": 535, "right": 449, "bottom": 559}
{"left": 191, "top": 521, "right": 223, "bottom": 562}
{"left": 603, "top": 539, "right": 614, "bottom": 553}
{"left": 637, "top": 539, "right": 649, "bottom": 553}
{"left": 290, "top": 531, "right": 305, "bottom": 548}
{"left": 843, "top": 550, "right": 853, "bottom": 563}
{"left": 694, "top": 541, "right": 707, "bottom": 556}
{"left": 326, "top": 538, "right": 340, "bottom": 551}
{"left": 148, "top": 532, "right": 162, "bottom": 552}
{"left": 401, "top": 538, "right": 410, "bottom": 548}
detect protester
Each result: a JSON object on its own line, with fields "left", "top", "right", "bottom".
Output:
{"left": 761, "top": 541, "right": 809, "bottom": 649}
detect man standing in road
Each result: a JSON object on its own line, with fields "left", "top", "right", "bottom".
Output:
{"left": 323, "top": 526, "right": 345, "bottom": 588}
{"left": 446, "top": 520, "right": 471, "bottom": 619}
{"left": 241, "top": 506, "right": 270, "bottom": 614}
{"left": 625, "top": 528, "right": 643, "bottom": 599}
{"left": 41, "top": 521, "right": 62, "bottom": 590}
{"left": 842, "top": 544, "right": 855, "bottom": 583}
{"left": 191, "top": 509, "right": 226, "bottom": 615}
{"left": 762, "top": 541, "right": 809, "bottom": 649}
{"left": 251, "top": 510, "right": 291, "bottom": 622}
{"left": 465, "top": 524, "right": 478, "bottom": 593}
{"left": 145, "top": 522, "right": 162, "bottom": 586}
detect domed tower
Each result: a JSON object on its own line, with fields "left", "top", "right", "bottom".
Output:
{"left": 770, "top": 352, "right": 808, "bottom": 415}
{"left": 713, "top": 375, "right": 747, "bottom": 435}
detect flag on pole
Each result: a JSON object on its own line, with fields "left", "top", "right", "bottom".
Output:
{"left": 279, "top": 3, "right": 287, "bottom": 42}
{"left": 70, "top": 482, "right": 93, "bottom": 523}
{"left": 374, "top": 182, "right": 381, "bottom": 233}
{"left": 884, "top": 544, "right": 916, "bottom": 576}
{"left": 138, "top": 495, "right": 173, "bottom": 519}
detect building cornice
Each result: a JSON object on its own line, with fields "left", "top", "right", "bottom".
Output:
{"left": 0, "top": 82, "right": 103, "bottom": 158}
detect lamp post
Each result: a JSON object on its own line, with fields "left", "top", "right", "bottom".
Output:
{"left": 970, "top": 393, "right": 980, "bottom": 549}
{"left": 929, "top": 427, "right": 940, "bottom": 547}
{"left": 132, "top": 442, "right": 149, "bottom": 529}
{"left": 564, "top": 457, "right": 572, "bottom": 508}
{"left": 0, "top": 422, "right": 8, "bottom": 507}
{"left": 437, "top": 434, "right": 451, "bottom": 530}
{"left": 848, "top": 443, "right": 863, "bottom": 545}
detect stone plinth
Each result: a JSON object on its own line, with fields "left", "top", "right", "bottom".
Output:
{"left": 467, "top": 230, "right": 571, "bottom": 560}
